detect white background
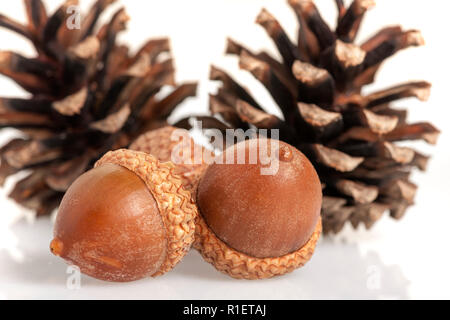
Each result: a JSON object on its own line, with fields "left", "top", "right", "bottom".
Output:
{"left": 0, "top": 0, "right": 449, "bottom": 299}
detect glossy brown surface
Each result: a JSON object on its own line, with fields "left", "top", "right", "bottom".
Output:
{"left": 197, "top": 139, "right": 322, "bottom": 259}
{"left": 51, "top": 163, "right": 167, "bottom": 282}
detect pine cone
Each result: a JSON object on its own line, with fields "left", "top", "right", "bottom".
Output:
{"left": 0, "top": 0, "right": 197, "bottom": 216}
{"left": 183, "top": 0, "right": 439, "bottom": 234}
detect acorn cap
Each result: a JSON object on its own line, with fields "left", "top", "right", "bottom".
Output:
{"left": 95, "top": 149, "right": 198, "bottom": 276}
{"left": 130, "top": 126, "right": 213, "bottom": 193}
{"left": 194, "top": 216, "right": 321, "bottom": 280}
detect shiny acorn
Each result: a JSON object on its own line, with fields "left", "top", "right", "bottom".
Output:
{"left": 194, "top": 139, "right": 322, "bottom": 279}
{"left": 50, "top": 149, "right": 197, "bottom": 282}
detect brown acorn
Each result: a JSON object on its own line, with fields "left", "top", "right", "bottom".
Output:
{"left": 194, "top": 138, "right": 322, "bottom": 279}
{"left": 50, "top": 149, "right": 197, "bottom": 282}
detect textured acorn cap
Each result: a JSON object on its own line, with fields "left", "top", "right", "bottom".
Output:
{"left": 95, "top": 149, "right": 198, "bottom": 276}
{"left": 130, "top": 126, "right": 213, "bottom": 193}
{"left": 194, "top": 216, "right": 321, "bottom": 280}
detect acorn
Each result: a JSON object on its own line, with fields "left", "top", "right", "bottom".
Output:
{"left": 194, "top": 138, "right": 322, "bottom": 279}
{"left": 130, "top": 126, "right": 213, "bottom": 193}
{"left": 50, "top": 149, "right": 197, "bottom": 282}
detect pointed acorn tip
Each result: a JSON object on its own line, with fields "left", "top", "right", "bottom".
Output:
{"left": 50, "top": 238, "right": 64, "bottom": 257}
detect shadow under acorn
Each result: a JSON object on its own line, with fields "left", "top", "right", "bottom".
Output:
{"left": 297, "top": 239, "right": 410, "bottom": 299}
{"left": 0, "top": 218, "right": 409, "bottom": 299}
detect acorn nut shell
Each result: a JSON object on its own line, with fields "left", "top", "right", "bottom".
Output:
{"left": 50, "top": 149, "right": 198, "bottom": 282}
